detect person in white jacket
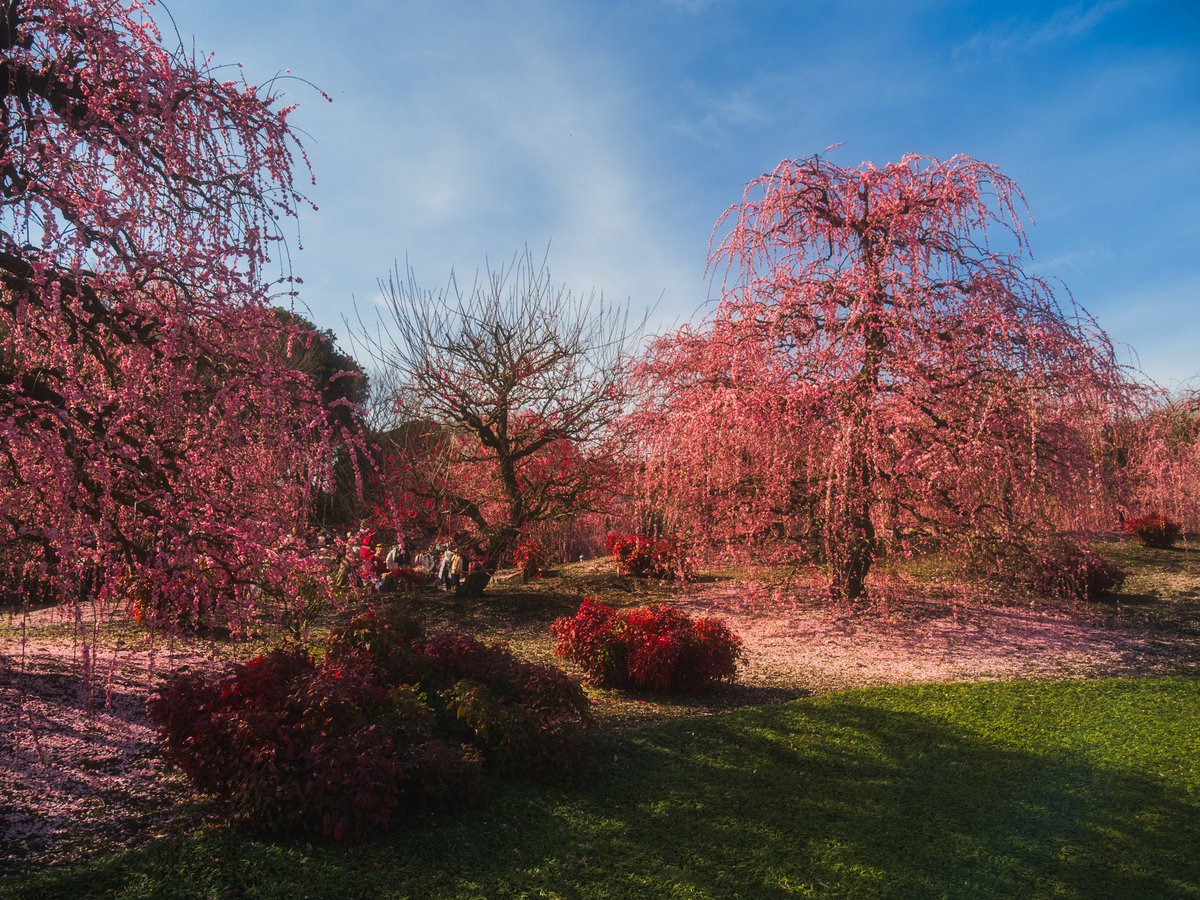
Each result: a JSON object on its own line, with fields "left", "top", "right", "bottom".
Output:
{"left": 437, "top": 547, "right": 455, "bottom": 589}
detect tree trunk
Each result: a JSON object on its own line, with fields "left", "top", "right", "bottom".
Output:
{"left": 455, "top": 528, "right": 516, "bottom": 597}
{"left": 829, "top": 244, "right": 884, "bottom": 601}
{"left": 457, "top": 567, "right": 492, "bottom": 597}
{"left": 829, "top": 499, "right": 875, "bottom": 601}
{"left": 829, "top": 421, "right": 877, "bottom": 601}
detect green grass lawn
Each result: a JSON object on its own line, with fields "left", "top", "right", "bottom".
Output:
{"left": 5, "top": 677, "right": 1198, "bottom": 899}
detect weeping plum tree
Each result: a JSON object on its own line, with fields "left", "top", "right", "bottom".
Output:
{"left": 635, "top": 153, "right": 1131, "bottom": 600}
{"left": 0, "top": 0, "right": 358, "bottom": 624}
{"left": 1121, "top": 389, "right": 1200, "bottom": 531}
{"left": 362, "top": 251, "right": 637, "bottom": 595}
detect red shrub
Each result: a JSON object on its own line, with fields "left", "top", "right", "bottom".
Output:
{"left": 1122, "top": 514, "right": 1183, "bottom": 549}
{"left": 414, "top": 633, "right": 593, "bottom": 780}
{"left": 327, "top": 602, "right": 425, "bottom": 683}
{"left": 552, "top": 599, "right": 742, "bottom": 693}
{"left": 146, "top": 647, "right": 485, "bottom": 843}
{"left": 512, "top": 539, "right": 547, "bottom": 580}
{"left": 122, "top": 567, "right": 214, "bottom": 631}
{"left": 150, "top": 602, "right": 594, "bottom": 841}
{"left": 606, "top": 532, "right": 695, "bottom": 581}
{"left": 545, "top": 598, "right": 627, "bottom": 685}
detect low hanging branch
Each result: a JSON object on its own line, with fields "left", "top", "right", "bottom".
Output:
{"left": 0, "top": 0, "right": 363, "bottom": 627}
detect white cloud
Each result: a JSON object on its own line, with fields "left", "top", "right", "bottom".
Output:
{"left": 271, "top": 1, "right": 707, "bottom": 347}
{"left": 670, "top": 82, "right": 773, "bottom": 148}
{"left": 955, "top": 0, "right": 1136, "bottom": 59}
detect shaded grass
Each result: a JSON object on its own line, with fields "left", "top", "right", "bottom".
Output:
{"left": 4, "top": 677, "right": 1198, "bottom": 899}
{"left": 1096, "top": 538, "right": 1200, "bottom": 602}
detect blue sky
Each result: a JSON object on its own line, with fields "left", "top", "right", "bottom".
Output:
{"left": 163, "top": 0, "right": 1199, "bottom": 387}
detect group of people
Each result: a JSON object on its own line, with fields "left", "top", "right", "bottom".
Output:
{"left": 334, "top": 533, "right": 470, "bottom": 593}
{"left": 431, "top": 546, "right": 468, "bottom": 591}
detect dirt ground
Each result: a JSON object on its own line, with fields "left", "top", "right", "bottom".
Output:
{"left": 419, "top": 543, "right": 1200, "bottom": 722}
{"left": 2, "top": 539, "right": 1198, "bottom": 874}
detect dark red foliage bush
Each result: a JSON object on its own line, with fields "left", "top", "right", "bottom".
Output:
{"left": 552, "top": 598, "right": 742, "bottom": 693}
{"left": 1122, "top": 514, "right": 1183, "bottom": 549}
{"left": 150, "top": 603, "right": 595, "bottom": 841}
{"left": 327, "top": 603, "right": 425, "bottom": 683}
{"left": 329, "top": 608, "right": 594, "bottom": 780}
{"left": 1031, "top": 543, "right": 1125, "bottom": 601}
{"left": 606, "top": 532, "right": 695, "bottom": 581}
{"left": 414, "top": 632, "right": 594, "bottom": 780}
{"left": 147, "top": 647, "right": 485, "bottom": 843}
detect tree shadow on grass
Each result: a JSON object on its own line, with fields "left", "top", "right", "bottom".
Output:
{"left": 9, "top": 685, "right": 1199, "bottom": 899}
{"left": 597, "top": 703, "right": 1200, "bottom": 899}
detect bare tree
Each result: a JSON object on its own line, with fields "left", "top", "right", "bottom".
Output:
{"left": 359, "top": 249, "right": 641, "bottom": 595}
